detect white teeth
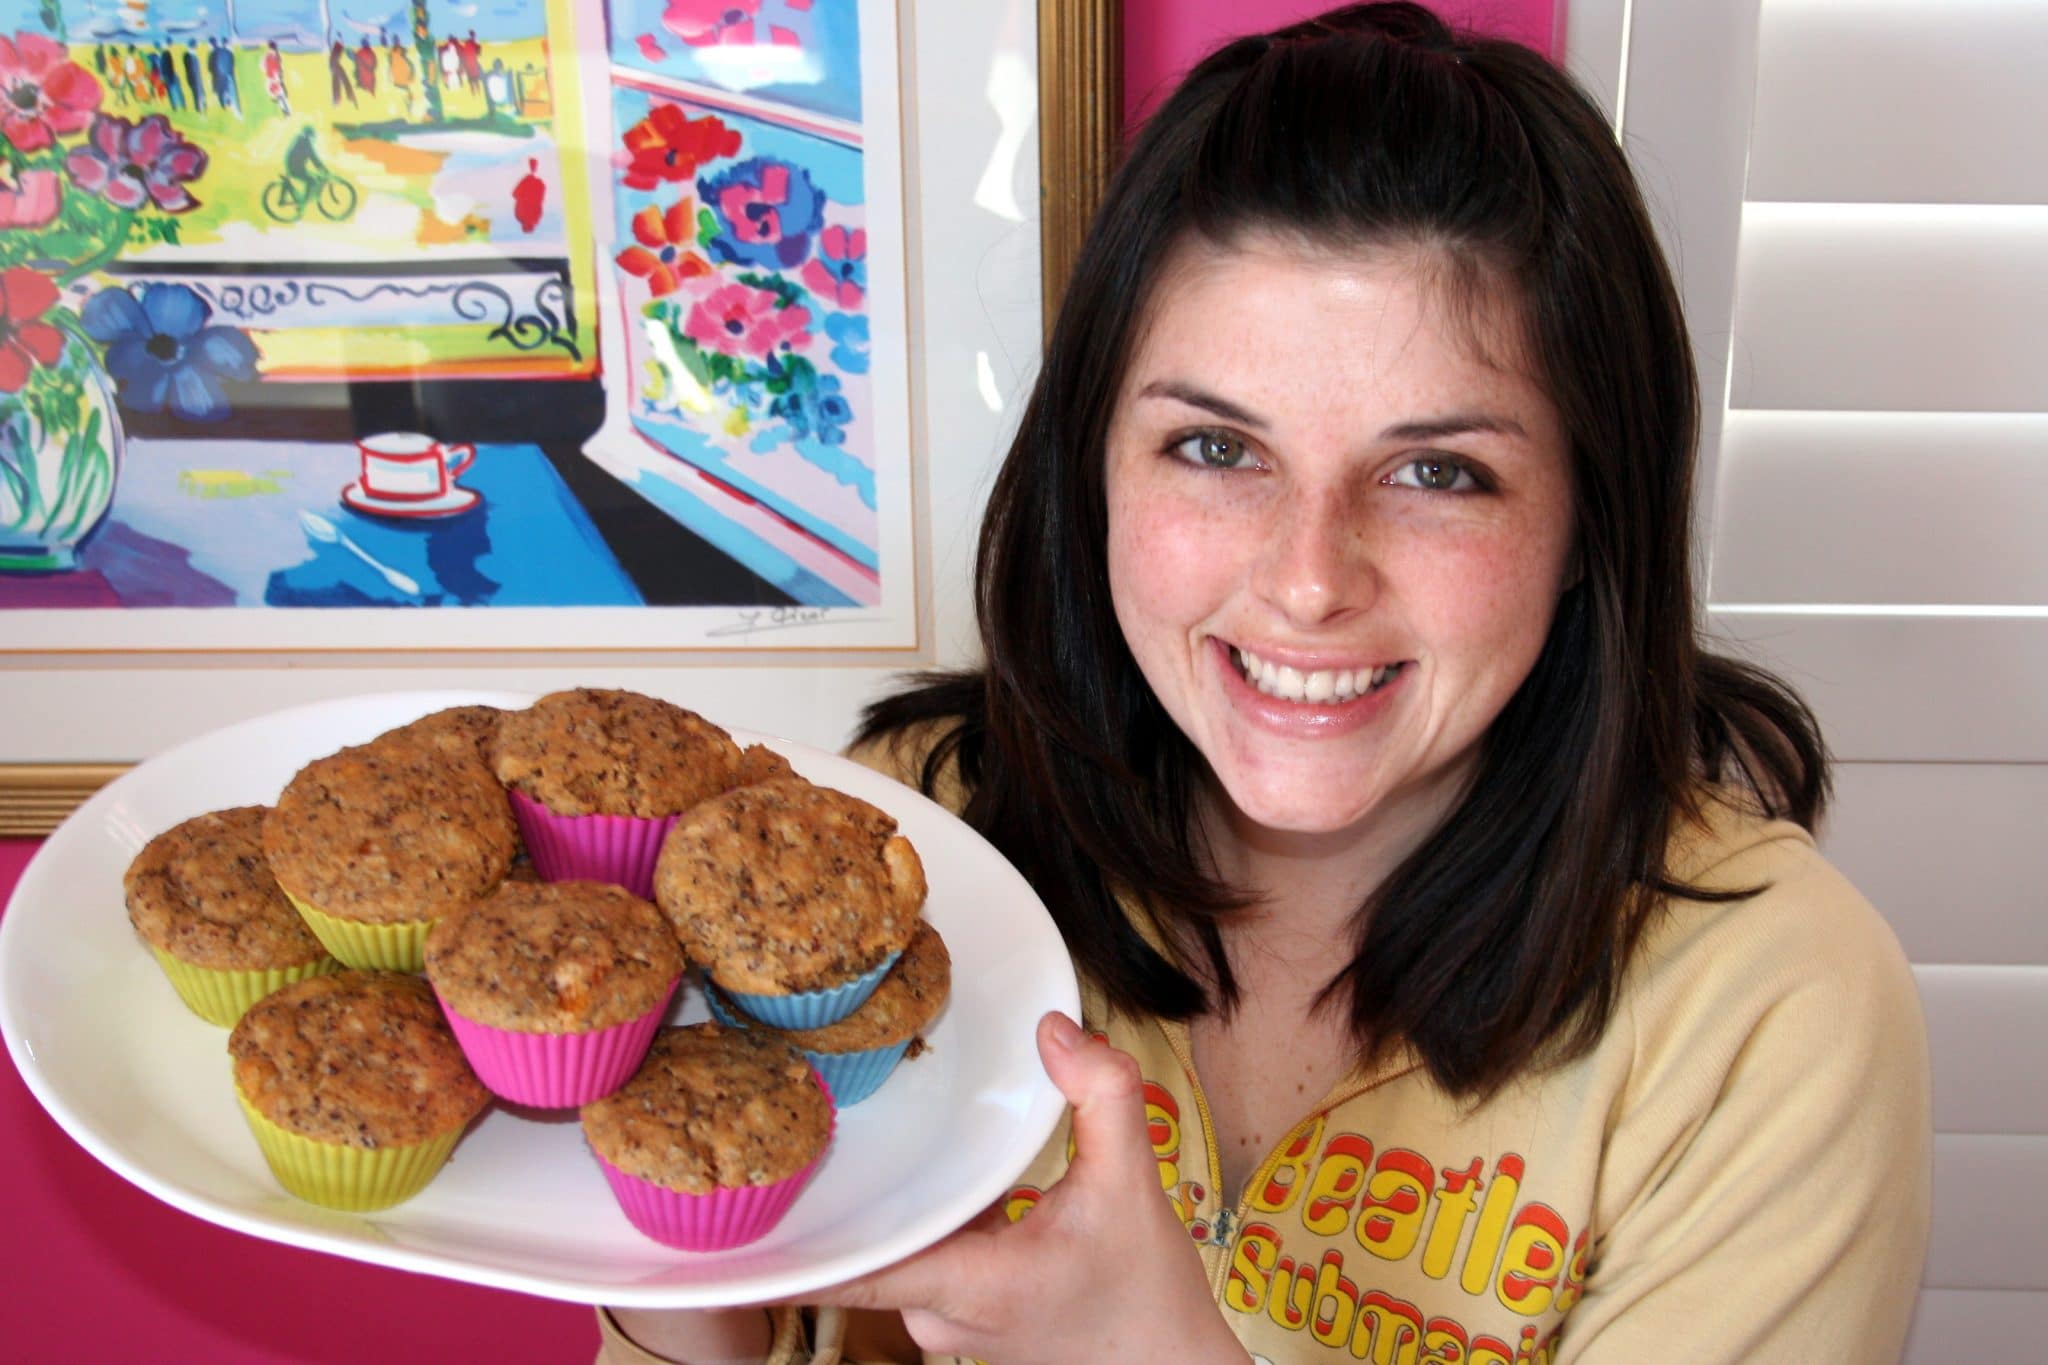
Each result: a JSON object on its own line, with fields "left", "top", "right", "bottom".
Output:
{"left": 1231, "top": 648, "right": 1402, "bottom": 703}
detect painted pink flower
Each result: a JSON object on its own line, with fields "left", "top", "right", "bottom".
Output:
{"left": 65, "top": 113, "right": 207, "bottom": 212}
{"left": 0, "top": 267, "right": 65, "bottom": 393}
{"left": 683, "top": 281, "right": 810, "bottom": 359}
{"left": 800, "top": 224, "right": 867, "bottom": 310}
{"left": 0, "top": 162, "right": 59, "bottom": 227}
{"left": 663, "top": 0, "right": 763, "bottom": 47}
{"left": 0, "top": 32, "right": 101, "bottom": 154}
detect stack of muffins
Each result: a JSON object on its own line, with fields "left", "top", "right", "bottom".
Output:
{"left": 122, "top": 687, "right": 951, "bottom": 1248}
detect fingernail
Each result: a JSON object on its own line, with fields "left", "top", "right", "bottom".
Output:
{"left": 1045, "top": 1011, "right": 1082, "bottom": 1050}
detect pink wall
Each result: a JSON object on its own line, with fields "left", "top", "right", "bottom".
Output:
{"left": 1125, "top": 0, "right": 1562, "bottom": 125}
{"left": 2, "top": 4, "right": 1565, "bottom": 1358}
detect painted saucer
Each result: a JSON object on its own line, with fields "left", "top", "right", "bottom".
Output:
{"left": 340, "top": 480, "right": 482, "bottom": 520}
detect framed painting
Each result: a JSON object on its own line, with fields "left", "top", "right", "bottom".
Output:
{"left": 0, "top": 0, "right": 1122, "bottom": 827}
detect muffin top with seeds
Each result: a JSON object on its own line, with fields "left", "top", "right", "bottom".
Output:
{"left": 378, "top": 704, "right": 507, "bottom": 770}
{"left": 652, "top": 777, "right": 927, "bottom": 997}
{"left": 580, "top": 1023, "right": 831, "bottom": 1192}
{"left": 492, "top": 688, "right": 743, "bottom": 818}
{"left": 124, "top": 805, "right": 329, "bottom": 971}
{"left": 425, "top": 879, "right": 683, "bottom": 1033}
{"left": 230, "top": 970, "right": 488, "bottom": 1148}
{"left": 262, "top": 734, "right": 517, "bottom": 924}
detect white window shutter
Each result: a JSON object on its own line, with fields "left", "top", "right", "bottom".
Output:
{"left": 1586, "top": 1, "right": 2048, "bottom": 1354}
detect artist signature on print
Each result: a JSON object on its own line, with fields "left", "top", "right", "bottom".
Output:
{"left": 707, "top": 605, "right": 863, "bottom": 637}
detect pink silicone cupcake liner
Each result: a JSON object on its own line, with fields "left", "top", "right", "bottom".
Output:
{"left": 436, "top": 976, "right": 680, "bottom": 1108}
{"left": 508, "top": 789, "right": 680, "bottom": 900}
{"left": 596, "top": 1070, "right": 835, "bottom": 1252}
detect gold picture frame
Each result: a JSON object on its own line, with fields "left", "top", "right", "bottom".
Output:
{"left": 0, "top": 0, "right": 1125, "bottom": 837}
{"left": 1040, "top": 0, "right": 1124, "bottom": 331}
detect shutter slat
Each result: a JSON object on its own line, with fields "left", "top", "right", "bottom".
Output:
{"left": 1916, "top": 966, "right": 2048, "bottom": 1135}
{"left": 1730, "top": 204, "right": 2048, "bottom": 413}
{"left": 1707, "top": 612, "right": 2048, "bottom": 762}
{"left": 1928, "top": 1135, "right": 2048, "bottom": 1290}
{"left": 1750, "top": 0, "right": 2048, "bottom": 204}
{"left": 1826, "top": 764, "right": 2048, "bottom": 967}
{"left": 1712, "top": 411, "right": 2048, "bottom": 604}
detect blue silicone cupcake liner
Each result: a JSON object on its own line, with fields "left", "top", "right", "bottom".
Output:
{"left": 705, "top": 983, "right": 913, "bottom": 1106}
{"left": 718, "top": 951, "right": 901, "bottom": 1031}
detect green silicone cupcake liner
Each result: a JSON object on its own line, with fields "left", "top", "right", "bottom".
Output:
{"left": 147, "top": 946, "right": 340, "bottom": 1028}
{"left": 236, "top": 1089, "right": 463, "bottom": 1211}
{"left": 284, "top": 891, "right": 436, "bottom": 972}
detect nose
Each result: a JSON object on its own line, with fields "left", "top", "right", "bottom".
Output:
{"left": 1249, "top": 480, "right": 1377, "bottom": 628}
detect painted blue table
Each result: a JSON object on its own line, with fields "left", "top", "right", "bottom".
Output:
{"left": 73, "top": 438, "right": 642, "bottom": 608}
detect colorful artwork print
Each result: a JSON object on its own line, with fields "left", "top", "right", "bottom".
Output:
{"left": 0, "top": 0, "right": 910, "bottom": 640}
{"left": 603, "top": 41, "right": 881, "bottom": 606}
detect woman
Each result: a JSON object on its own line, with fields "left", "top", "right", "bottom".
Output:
{"left": 602, "top": 6, "right": 1930, "bottom": 1362}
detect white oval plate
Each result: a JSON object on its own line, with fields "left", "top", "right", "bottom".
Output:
{"left": 0, "top": 690, "right": 1078, "bottom": 1308}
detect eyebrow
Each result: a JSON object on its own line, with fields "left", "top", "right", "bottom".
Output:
{"left": 1137, "top": 380, "right": 1269, "bottom": 431}
{"left": 1378, "top": 414, "right": 1528, "bottom": 442}
{"left": 1138, "top": 381, "right": 1527, "bottom": 444}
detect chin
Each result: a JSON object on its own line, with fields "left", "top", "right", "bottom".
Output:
{"left": 1213, "top": 773, "right": 1383, "bottom": 838}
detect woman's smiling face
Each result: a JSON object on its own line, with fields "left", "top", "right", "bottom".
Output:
{"left": 1104, "top": 234, "right": 1577, "bottom": 850}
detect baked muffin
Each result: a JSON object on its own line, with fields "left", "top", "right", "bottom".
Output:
{"left": 263, "top": 733, "right": 518, "bottom": 971}
{"left": 124, "top": 805, "right": 339, "bottom": 1027}
{"left": 229, "top": 971, "right": 489, "bottom": 1210}
{"left": 378, "top": 704, "right": 506, "bottom": 768}
{"left": 736, "top": 743, "right": 795, "bottom": 787}
{"left": 381, "top": 704, "right": 535, "bottom": 860}
{"left": 705, "top": 919, "right": 950, "bottom": 1105}
{"left": 425, "top": 880, "right": 685, "bottom": 1107}
{"left": 654, "top": 777, "right": 926, "bottom": 1028}
{"left": 581, "top": 1023, "right": 833, "bottom": 1250}
{"left": 492, "top": 688, "right": 745, "bottom": 898}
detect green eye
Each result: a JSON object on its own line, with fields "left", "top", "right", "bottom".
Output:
{"left": 1172, "top": 430, "right": 1251, "bottom": 469}
{"left": 1415, "top": 459, "right": 1459, "bottom": 489}
{"left": 1392, "top": 457, "right": 1476, "bottom": 492}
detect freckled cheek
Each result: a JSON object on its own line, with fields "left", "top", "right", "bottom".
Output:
{"left": 1410, "top": 533, "right": 1571, "bottom": 665}
{"left": 1106, "top": 488, "right": 1243, "bottom": 628}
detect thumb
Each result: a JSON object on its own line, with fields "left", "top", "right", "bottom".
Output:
{"left": 1037, "top": 1011, "right": 1155, "bottom": 1183}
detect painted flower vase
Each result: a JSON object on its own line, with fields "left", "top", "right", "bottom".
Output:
{"left": 0, "top": 329, "right": 123, "bottom": 572}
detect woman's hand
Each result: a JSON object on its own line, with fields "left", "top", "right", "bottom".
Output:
{"left": 820, "top": 1012, "right": 1250, "bottom": 1364}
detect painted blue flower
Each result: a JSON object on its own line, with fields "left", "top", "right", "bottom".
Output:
{"left": 81, "top": 283, "right": 258, "bottom": 423}
{"left": 700, "top": 156, "right": 827, "bottom": 270}
{"left": 767, "top": 369, "right": 852, "bottom": 447}
{"left": 824, "top": 312, "right": 869, "bottom": 375}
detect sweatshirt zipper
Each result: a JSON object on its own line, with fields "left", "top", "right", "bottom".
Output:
{"left": 1155, "top": 1019, "right": 1423, "bottom": 1302}
{"left": 1155, "top": 1017, "right": 1226, "bottom": 1259}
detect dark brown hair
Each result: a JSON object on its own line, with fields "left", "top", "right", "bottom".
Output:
{"left": 859, "top": 2, "right": 1827, "bottom": 1097}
